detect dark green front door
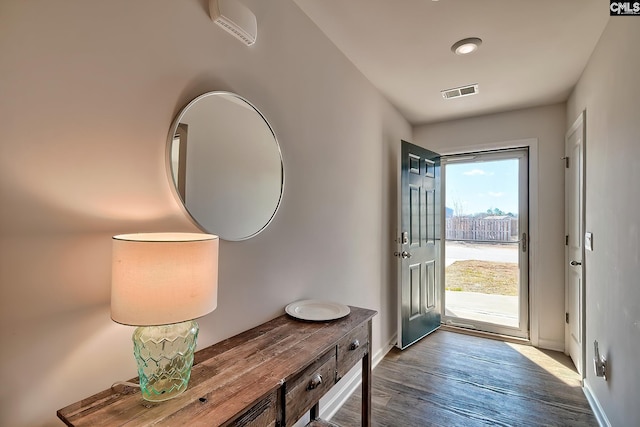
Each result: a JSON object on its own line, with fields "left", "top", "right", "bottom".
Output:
{"left": 398, "top": 140, "right": 441, "bottom": 349}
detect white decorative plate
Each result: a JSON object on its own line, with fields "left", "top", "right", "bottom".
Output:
{"left": 285, "top": 299, "right": 351, "bottom": 321}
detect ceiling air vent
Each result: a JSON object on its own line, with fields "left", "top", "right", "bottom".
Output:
{"left": 210, "top": 0, "right": 257, "bottom": 46}
{"left": 441, "top": 84, "right": 479, "bottom": 99}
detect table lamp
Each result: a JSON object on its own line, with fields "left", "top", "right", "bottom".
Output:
{"left": 111, "top": 232, "right": 219, "bottom": 402}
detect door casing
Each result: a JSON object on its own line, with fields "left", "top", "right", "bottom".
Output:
{"left": 427, "top": 138, "right": 546, "bottom": 347}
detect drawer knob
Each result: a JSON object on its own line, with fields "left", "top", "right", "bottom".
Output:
{"left": 307, "top": 374, "right": 323, "bottom": 390}
{"left": 349, "top": 340, "right": 360, "bottom": 351}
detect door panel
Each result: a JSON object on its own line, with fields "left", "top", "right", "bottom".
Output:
{"left": 410, "top": 263, "right": 421, "bottom": 318}
{"left": 410, "top": 185, "right": 420, "bottom": 245}
{"left": 426, "top": 260, "right": 436, "bottom": 309}
{"left": 427, "top": 190, "right": 435, "bottom": 243}
{"left": 398, "top": 141, "right": 441, "bottom": 349}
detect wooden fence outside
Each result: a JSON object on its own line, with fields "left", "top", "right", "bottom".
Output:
{"left": 446, "top": 217, "right": 518, "bottom": 242}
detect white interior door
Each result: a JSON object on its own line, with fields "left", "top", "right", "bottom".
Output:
{"left": 565, "top": 112, "right": 585, "bottom": 376}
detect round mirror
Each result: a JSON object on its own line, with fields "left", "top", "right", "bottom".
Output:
{"left": 167, "top": 92, "right": 284, "bottom": 241}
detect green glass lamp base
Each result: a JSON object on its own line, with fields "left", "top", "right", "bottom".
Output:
{"left": 132, "top": 320, "right": 199, "bottom": 402}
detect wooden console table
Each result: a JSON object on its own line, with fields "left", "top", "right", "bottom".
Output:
{"left": 58, "top": 306, "right": 376, "bottom": 426}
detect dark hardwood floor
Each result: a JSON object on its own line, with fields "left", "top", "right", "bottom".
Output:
{"left": 331, "top": 330, "right": 597, "bottom": 427}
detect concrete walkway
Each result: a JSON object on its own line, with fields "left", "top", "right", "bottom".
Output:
{"left": 445, "top": 241, "right": 519, "bottom": 327}
{"left": 445, "top": 291, "right": 518, "bottom": 328}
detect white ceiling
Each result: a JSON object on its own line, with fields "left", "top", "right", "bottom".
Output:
{"left": 292, "top": 0, "right": 609, "bottom": 125}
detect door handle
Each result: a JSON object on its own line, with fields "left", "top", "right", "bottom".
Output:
{"left": 394, "top": 251, "right": 412, "bottom": 259}
{"left": 570, "top": 260, "right": 582, "bottom": 266}
{"left": 521, "top": 232, "right": 527, "bottom": 252}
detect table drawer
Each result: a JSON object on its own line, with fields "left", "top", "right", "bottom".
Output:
{"left": 224, "top": 391, "right": 278, "bottom": 427}
{"left": 336, "top": 322, "right": 368, "bottom": 381}
{"left": 285, "top": 349, "right": 336, "bottom": 426}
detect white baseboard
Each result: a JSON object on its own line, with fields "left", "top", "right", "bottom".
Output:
{"left": 372, "top": 333, "right": 397, "bottom": 369}
{"left": 321, "top": 334, "right": 397, "bottom": 421}
{"left": 319, "top": 366, "right": 362, "bottom": 421}
{"left": 583, "top": 380, "right": 611, "bottom": 427}
{"left": 536, "top": 338, "right": 564, "bottom": 352}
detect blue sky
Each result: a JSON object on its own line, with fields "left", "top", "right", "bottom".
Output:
{"left": 445, "top": 159, "right": 519, "bottom": 216}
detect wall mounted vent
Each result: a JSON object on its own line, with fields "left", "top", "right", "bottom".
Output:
{"left": 210, "top": 0, "right": 257, "bottom": 46}
{"left": 441, "top": 84, "right": 479, "bottom": 99}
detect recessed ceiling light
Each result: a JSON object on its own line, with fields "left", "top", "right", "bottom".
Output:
{"left": 451, "top": 37, "right": 483, "bottom": 55}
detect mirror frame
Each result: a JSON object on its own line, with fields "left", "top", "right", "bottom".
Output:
{"left": 166, "top": 91, "right": 285, "bottom": 241}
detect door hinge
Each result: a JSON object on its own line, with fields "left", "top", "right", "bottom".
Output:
{"left": 565, "top": 312, "right": 569, "bottom": 324}
{"left": 565, "top": 235, "right": 569, "bottom": 246}
{"left": 562, "top": 156, "right": 570, "bottom": 168}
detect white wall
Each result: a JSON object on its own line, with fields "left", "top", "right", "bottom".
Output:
{"left": 0, "top": 1, "right": 410, "bottom": 425}
{"left": 567, "top": 18, "right": 640, "bottom": 427}
{"left": 413, "top": 103, "right": 567, "bottom": 350}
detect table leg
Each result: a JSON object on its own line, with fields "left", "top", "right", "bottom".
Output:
{"left": 310, "top": 402, "right": 320, "bottom": 421}
{"left": 361, "top": 320, "right": 372, "bottom": 427}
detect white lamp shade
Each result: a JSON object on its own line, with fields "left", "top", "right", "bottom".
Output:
{"left": 111, "top": 233, "right": 219, "bottom": 326}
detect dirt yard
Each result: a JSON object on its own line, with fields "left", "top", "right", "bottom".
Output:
{"left": 445, "top": 260, "right": 519, "bottom": 296}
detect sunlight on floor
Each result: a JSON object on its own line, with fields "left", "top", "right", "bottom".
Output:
{"left": 506, "top": 341, "right": 582, "bottom": 387}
